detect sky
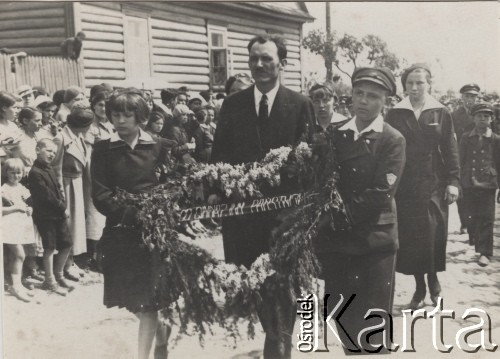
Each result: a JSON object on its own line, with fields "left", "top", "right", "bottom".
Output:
{"left": 302, "top": 1, "right": 499, "bottom": 95}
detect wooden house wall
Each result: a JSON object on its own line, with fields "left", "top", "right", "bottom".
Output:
{"left": 150, "top": 15, "right": 209, "bottom": 92}
{"left": 128, "top": 2, "right": 305, "bottom": 93}
{"left": 0, "top": 2, "right": 70, "bottom": 56}
{"left": 76, "top": 2, "right": 126, "bottom": 89}
{"left": 0, "top": 1, "right": 308, "bottom": 93}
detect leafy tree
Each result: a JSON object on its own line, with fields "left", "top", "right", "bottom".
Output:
{"left": 302, "top": 31, "right": 405, "bottom": 80}
{"left": 302, "top": 29, "right": 337, "bottom": 82}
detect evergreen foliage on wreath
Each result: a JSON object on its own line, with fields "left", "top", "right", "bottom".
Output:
{"left": 113, "top": 128, "right": 349, "bottom": 345}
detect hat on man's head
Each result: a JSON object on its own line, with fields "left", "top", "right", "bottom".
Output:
{"left": 188, "top": 94, "right": 207, "bottom": 106}
{"left": 309, "top": 82, "right": 338, "bottom": 102}
{"left": 392, "top": 94, "right": 402, "bottom": 102}
{"left": 401, "top": 63, "right": 432, "bottom": 90}
{"left": 471, "top": 102, "right": 494, "bottom": 116}
{"left": 32, "top": 95, "right": 54, "bottom": 109}
{"left": 460, "top": 83, "right": 480, "bottom": 95}
{"left": 64, "top": 86, "right": 83, "bottom": 103}
{"left": 66, "top": 108, "right": 94, "bottom": 128}
{"left": 338, "top": 95, "right": 352, "bottom": 105}
{"left": 33, "top": 86, "right": 48, "bottom": 97}
{"left": 16, "top": 85, "right": 34, "bottom": 97}
{"left": 352, "top": 67, "right": 396, "bottom": 96}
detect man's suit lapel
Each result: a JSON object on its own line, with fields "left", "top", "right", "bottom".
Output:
{"left": 269, "top": 86, "right": 294, "bottom": 126}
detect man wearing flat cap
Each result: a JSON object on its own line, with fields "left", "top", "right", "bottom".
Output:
{"left": 338, "top": 95, "right": 353, "bottom": 118}
{"left": 16, "top": 85, "right": 35, "bottom": 107}
{"left": 316, "top": 67, "right": 406, "bottom": 355}
{"left": 453, "top": 84, "right": 481, "bottom": 141}
{"left": 459, "top": 103, "right": 500, "bottom": 267}
{"left": 453, "top": 83, "right": 481, "bottom": 233}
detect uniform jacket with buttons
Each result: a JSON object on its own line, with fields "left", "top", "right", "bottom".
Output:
{"left": 460, "top": 128, "right": 500, "bottom": 189}
{"left": 316, "top": 118, "right": 406, "bottom": 254}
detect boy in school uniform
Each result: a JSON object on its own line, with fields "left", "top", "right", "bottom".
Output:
{"left": 459, "top": 103, "right": 500, "bottom": 267}
{"left": 28, "top": 138, "right": 74, "bottom": 294}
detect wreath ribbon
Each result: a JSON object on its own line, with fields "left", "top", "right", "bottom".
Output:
{"left": 178, "top": 192, "right": 307, "bottom": 221}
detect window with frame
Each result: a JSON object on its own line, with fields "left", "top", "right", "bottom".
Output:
{"left": 208, "top": 26, "right": 228, "bottom": 90}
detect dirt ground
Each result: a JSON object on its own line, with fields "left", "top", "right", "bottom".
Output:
{"left": 2, "top": 204, "right": 500, "bottom": 359}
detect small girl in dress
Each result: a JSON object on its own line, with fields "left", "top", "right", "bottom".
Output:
{"left": 2, "top": 158, "right": 35, "bottom": 302}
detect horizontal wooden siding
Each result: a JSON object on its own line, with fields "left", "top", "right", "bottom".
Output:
{"left": 0, "top": 2, "right": 68, "bottom": 56}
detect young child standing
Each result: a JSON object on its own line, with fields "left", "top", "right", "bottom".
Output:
{"left": 27, "top": 138, "right": 74, "bottom": 294}
{"left": 460, "top": 103, "right": 500, "bottom": 267}
{"left": 2, "top": 158, "right": 36, "bottom": 302}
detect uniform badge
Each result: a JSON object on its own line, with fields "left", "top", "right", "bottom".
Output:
{"left": 386, "top": 173, "right": 397, "bottom": 186}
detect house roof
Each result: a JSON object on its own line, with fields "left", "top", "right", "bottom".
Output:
{"left": 233, "top": 2, "right": 315, "bottom": 22}
{"left": 179, "top": 1, "right": 314, "bottom": 23}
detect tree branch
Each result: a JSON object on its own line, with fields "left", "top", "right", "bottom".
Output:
{"left": 333, "top": 64, "right": 352, "bottom": 79}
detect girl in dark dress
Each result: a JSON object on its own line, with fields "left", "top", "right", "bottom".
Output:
{"left": 91, "top": 90, "right": 174, "bottom": 359}
{"left": 386, "top": 64, "right": 460, "bottom": 309}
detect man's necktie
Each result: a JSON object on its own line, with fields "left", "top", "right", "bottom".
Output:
{"left": 258, "top": 94, "right": 268, "bottom": 127}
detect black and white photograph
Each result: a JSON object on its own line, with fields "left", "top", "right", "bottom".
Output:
{"left": 0, "top": 1, "right": 499, "bottom": 358}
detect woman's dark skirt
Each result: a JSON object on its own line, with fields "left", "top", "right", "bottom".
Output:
{"left": 396, "top": 198, "right": 448, "bottom": 275}
{"left": 100, "top": 227, "right": 169, "bottom": 313}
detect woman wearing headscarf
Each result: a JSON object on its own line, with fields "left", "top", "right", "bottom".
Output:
{"left": 386, "top": 64, "right": 460, "bottom": 309}
{"left": 164, "top": 104, "right": 195, "bottom": 164}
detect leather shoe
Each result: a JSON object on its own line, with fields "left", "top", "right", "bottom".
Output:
{"left": 427, "top": 274, "right": 441, "bottom": 306}
{"left": 478, "top": 255, "right": 490, "bottom": 267}
{"left": 64, "top": 270, "right": 80, "bottom": 282}
{"left": 408, "top": 288, "right": 426, "bottom": 310}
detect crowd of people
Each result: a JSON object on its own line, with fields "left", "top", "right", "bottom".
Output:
{"left": 2, "top": 33, "right": 499, "bottom": 358}
{"left": 0, "top": 81, "right": 234, "bottom": 303}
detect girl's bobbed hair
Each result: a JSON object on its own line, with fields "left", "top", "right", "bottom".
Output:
{"left": 2, "top": 157, "right": 24, "bottom": 173}
{"left": 105, "top": 89, "right": 150, "bottom": 124}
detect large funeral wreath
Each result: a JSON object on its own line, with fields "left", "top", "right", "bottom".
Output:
{"left": 113, "top": 128, "right": 350, "bottom": 345}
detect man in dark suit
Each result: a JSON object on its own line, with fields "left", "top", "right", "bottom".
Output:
{"left": 453, "top": 83, "right": 481, "bottom": 234}
{"left": 317, "top": 68, "right": 406, "bottom": 355}
{"left": 211, "top": 34, "right": 315, "bottom": 359}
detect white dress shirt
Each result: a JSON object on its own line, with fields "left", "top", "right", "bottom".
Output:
{"left": 338, "top": 114, "right": 384, "bottom": 141}
{"left": 253, "top": 83, "right": 280, "bottom": 117}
